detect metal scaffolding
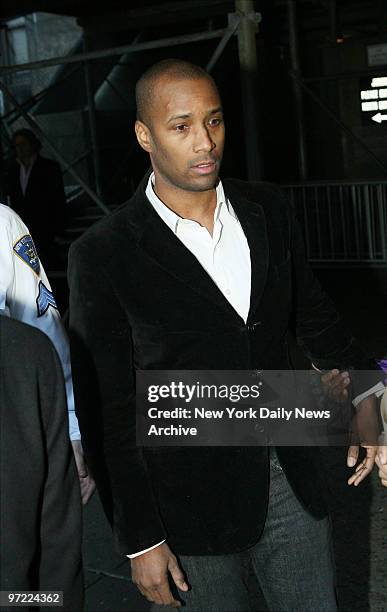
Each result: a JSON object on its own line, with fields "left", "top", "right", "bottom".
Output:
{"left": 0, "top": 5, "right": 262, "bottom": 219}
{"left": 0, "top": 81, "right": 111, "bottom": 214}
{"left": 0, "top": 29, "right": 230, "bottom": 74}
{"left": 288, "top": 69, "right": 387, "bottom": 175}
{"left": 288, "top": 0, "right": 308, "bottom": 181}
{"left": 235, "top": 0, "right": 262, "bottom": 180}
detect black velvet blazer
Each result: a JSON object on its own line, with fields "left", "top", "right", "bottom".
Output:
{"left": 0, "top": 317, "right": 83, "bottom": 608}
{"left": 68, "top": 172, "right": 378, "bottom": 556}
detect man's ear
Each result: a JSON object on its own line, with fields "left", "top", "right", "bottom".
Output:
{"left": 135, "top": 120, "right": 152, "bottom": 153}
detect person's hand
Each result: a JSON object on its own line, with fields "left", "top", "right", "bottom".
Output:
{"left": 320, "top": 371, "right": 379, "bottom": 485}
{"left": 347, "top": 394, "right": 381, "bottom": 486}
{"left": 320, "top": 368, "right": 350, "bottom": 403}
{"left": 375, "top": 442, "right": 387, "bottom": 487}
{"left": 347, "top": 444, "right": 377, "bottom": 486}
{"left": 71, "top": 440, "right": 96, "bottom": 504}
{"left": 131, "top": 542, "right": 189, "bottom": 607}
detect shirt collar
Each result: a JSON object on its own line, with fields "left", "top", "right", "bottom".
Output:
{"left": 145, "top": 171, "right": 236, "bottom": 234}
{"left": 17, "top": 153, "right": 37, "bottom": 170}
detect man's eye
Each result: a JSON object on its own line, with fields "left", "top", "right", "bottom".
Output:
{"left": 175, "top": 124, "right": 188, "bottom": 132}
{"left": 209, "top": 118, "right": 222, "bottom": 126}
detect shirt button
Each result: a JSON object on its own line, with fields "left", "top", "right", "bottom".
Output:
{"left": 225, "top": 289, "right": 231, "bottom": 295}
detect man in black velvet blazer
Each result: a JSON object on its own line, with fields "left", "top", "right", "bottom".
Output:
{"left": 68, "top": 60, "right": 381, "bottom": 611}
{"left": 0, "top": 316, "right": 83, "bottom": 610}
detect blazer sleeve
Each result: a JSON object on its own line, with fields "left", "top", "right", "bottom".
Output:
{"left": 287, "top": 198, "right": 383, "bottom": 398}
{"left": 68, "top": 240, "right": 167, "bottom": 554}
{"left": 38, "top": 339, "right": 84, "bottom": 610}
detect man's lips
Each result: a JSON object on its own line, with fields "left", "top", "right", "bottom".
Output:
{"left": 191, "top": 160, "right": 217, "bottom": 175}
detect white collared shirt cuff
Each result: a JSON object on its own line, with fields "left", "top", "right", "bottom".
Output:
{"left": 126, "top": 540, "right": 165, "bottom": 559}
{"left": 352, "top": 382, "right": 385, "bottom": 407}
{"left": 68, "top": 411, "right": 81, "bottom": 441}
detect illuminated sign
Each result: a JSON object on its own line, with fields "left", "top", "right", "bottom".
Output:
{"left": 360, "top": 76, "right": 387, "bottom": 125}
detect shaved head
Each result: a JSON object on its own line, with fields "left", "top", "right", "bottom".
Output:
{"left": 134, "top": 59, "right": 224, "bottom": 203}
{"left": 135, "top": 59, "right": 217, "bottom": 126}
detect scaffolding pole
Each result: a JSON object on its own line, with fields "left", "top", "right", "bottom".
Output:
{"left": 105, "top": 77, "right": 131, "bottom": 106}
{"left": 288, "top": 0, "right": 308, "bottom": 181}
{"left": 0, "top": 26, "right": 12, "bottom": 115}
{"left": 0, "top": 80, "right": 110, "bottom": 214}
{"left": 83, "top": 37, "right": 102, "bottom": 199}
{"left": 329, "top": 0, "right": 338, "bottom": 42}
{"left": 0, "top": 29, "right": 229, "bottom": 74}
{"left": 206, "top": 13, "right": 240, "bottom": 73}
{"left": 62, "top": 148, "right": 92, "bottom": 177}
{"left": 235, "top": 0, "right": 262, "bottom": 181}
{"left": 3, "top": 64, "right": 82, "bottom": 123}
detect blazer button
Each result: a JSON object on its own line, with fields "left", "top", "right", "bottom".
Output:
{"left": 247, "top": 321, "right": 262, "bottom": 332}
{"left": 251, "top": 369, "right": 263, "bottom": 377}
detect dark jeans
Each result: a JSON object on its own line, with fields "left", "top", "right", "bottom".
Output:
{"left": 153, "top": 449, "right": 337, "bottom": 612}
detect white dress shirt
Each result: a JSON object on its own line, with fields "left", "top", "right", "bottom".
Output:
{"left": 146, "top": 172, "right": 251, "bottom": 322}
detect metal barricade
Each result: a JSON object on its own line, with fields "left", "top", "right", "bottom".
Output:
{"left": 284, "top": 181, "right": 387, "bottom": 266}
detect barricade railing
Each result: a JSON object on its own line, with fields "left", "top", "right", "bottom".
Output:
{"left": 283, "top": 180, "right": 387, "bottom": 266}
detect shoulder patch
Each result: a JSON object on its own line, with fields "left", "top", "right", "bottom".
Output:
{"left": 13, "top": 234, "right": 40, "bottom": 275}
{"left": 36, "top": 281, "right": 58, "bottom": 317}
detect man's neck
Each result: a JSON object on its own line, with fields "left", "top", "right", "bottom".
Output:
{"left": 153, "top": 176, "right": 217, "bottom": 235}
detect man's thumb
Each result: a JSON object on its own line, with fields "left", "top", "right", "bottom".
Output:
{"left": 347, "top": 445, "right": 359, "bottom": 467}
{"left": 169, "top": 559, "right": 189, "bottom": 592}
{"left": 378, "top": 446, "right": 387, "bottom": 465}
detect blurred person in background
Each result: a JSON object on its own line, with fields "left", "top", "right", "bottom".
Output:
{"left": 5, "top": 128, "right": 66, "bottom": 266}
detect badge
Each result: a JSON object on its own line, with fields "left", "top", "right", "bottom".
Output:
{"left": 36, "top": 281, "right": 58, "bottom": 317}
{"left": 13, "top": 234, "right": 40, "bottom": 275}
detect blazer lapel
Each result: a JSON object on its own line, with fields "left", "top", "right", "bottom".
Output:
{"left": 127, "top": 173, "right": 268, "bottom": 323}
{"left": 137, "top": 200, "right": 243, "bottom": 322}
{"left": 24, "top": 156, "right": 40, "bottom": 197}
{"left": 11, "top": 162, "right": 23, "bottom": 200}
{"left": 224, "top": 186, "right": 269, "bottom": 321}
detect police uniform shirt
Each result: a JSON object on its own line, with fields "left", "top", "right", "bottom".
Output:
{"left": 0, "top": 203, "right": 80, "bottom": 440}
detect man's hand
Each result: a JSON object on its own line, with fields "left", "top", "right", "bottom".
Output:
{"left": 375, "top": 443, "right": 387, "bottom": 487}
{"left": 71, "top": 440, "right": 96, "bottom": 504}
{"left": 131, "top": 543, "right": 188, "bottom": 607}
{"left": 320, "top": 368, "right": 350, "bottom": 403}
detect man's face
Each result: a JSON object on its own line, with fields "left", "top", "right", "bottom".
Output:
{"left": 13, "top": 135, "right": 35, "bottom": 164}
{"left": 135, "top": 76, "right": 225, "bottom": 193}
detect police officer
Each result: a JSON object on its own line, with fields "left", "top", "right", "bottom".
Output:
{"left": 0, "top": 202, "right": 95, "bottom": 503}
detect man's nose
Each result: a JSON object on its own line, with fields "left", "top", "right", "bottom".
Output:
{"left": 193, "top": 125, "right": 215, "bottom": 152}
